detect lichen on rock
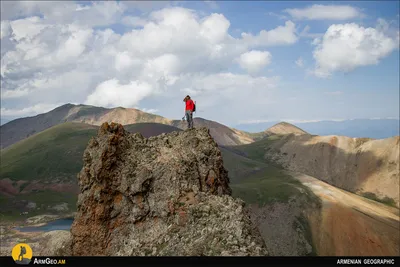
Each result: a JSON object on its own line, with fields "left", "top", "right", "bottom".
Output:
{"left": 70, "top": 122, "right": 267, "bottom": 256}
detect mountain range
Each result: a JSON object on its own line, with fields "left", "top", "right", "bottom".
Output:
{"left": 235, "top": 119, "right": 400, "bottom": 139}
{"left": 0, "top": 104, "right": 253, "bottom": 150}
{"left": 0, "top": 103, "right": 399, "bottom": 256}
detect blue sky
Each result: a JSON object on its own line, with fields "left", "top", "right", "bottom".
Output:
{"left": 1, "top": 1, "right": 399, "bottom": 126}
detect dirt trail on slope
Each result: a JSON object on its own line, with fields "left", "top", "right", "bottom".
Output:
{"left": 290, "top": 171, "right": 400, "bottom": 256}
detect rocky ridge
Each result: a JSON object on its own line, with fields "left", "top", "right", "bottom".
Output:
{"left": 69, "top": 122, "right": 267, "bottom": 256}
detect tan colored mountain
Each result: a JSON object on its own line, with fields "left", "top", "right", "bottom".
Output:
{"left": 264, "top": 134, "right": 400, "bottom": 207}
{"left": 247, "top": 122, "right": 309, "bottom": 141}
{"left": 294, "top": 171, "right": 399, "bottom": 256}
{"left": 264, "top": 122, "right": 308, "bottom": 136}
{"left": 0, "top": 104, "right": 254, "bottom": 149}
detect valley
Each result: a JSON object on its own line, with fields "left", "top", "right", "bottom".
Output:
{"left": 0, "top": 105, "right": 399, "bottom": 256}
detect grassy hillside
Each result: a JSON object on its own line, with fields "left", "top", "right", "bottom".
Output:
{"left": 0, "top": 122, "right": 322, "bottom": 255}
{"left": 0, "top": 123, "right": 310, "bottom": 207}
{"left": 0, "top": 122, "right": 182, "bottom": 182}
{"left": 0, "top": 122, "right": 183, "bottom": 219}
{"left": 0, "top": 123, "right": 98, "bottom": 182}
{"left": 230, "top": 134, "right": 288, "bottom": 162}
{"left": 225, "top": 135, "right": 321, "bottom": 256}
{"left": 219, "top": 146, "right": 268, "bottom": 183}
{"left": 1, "top": 103, "right": 254, "bottom": 149}
{"left": 230, "top": 166, "right": 319, "bottom": 206}
{"left": 226, "top": 135, "right": 320, "bottom": 206}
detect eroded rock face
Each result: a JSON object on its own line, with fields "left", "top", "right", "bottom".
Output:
{"left": 265, "top": 135, "right": 400, "bottom": 207}
{"left": 70, "top": 123, "right": 267, "bottom": 256}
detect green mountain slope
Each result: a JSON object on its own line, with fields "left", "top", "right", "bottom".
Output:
{"left": 0, "top": 122, "right": 182, "bottom": 183}
{"left": 0, "top": 122, "right": 183, "bottom": 219}
{"left": 1, "top": 123, "right": 98, "bottom": 182}
{"left": 1, "top": 103, "right": 254, "bottom": 149}
{"left": 1, "top": 123, "right": 397, "bottom": 256}
{"left": 223, "top": 135, "right": 319, "bottom": 206}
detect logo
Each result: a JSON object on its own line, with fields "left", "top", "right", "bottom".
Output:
{"left": 11, "top": 243, "right": 32, "bottom": 265}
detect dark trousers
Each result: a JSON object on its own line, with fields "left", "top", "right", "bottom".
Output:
{"left": 185, "top": 110, "right": 193, "bottom": 129}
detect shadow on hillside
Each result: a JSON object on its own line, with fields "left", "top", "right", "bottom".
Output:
{"left": 263, "top": 134, "right": 399, "bottom": 208}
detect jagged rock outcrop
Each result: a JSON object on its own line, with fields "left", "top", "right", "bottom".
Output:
{"left": 70, "top": 122, "right": 267, "bottom": 256}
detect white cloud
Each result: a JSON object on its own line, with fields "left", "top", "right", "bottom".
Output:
{"left": 9, "top": 16, "right": 47, "bottom": 41}
{"left": 0, "top": 103, "right": 62, "bottom": 117}
{"left": 140, "top": 108, "right": 159, "bottom": 114}
{"left": 238, "top": 118, "right": 347, "bottom": 124}
{"left": 1, "top": 4, "right": 301, "bottom": 124}
{"left": 1, "top": 88, "right": 30, "bottom": 99}
{"left": 237, "top": 119, "right": 276, "bottom": 124}
{"left": 168, "top": 72, "right": 279, "bottom": 114}
{"left": 144, "top": 53, "right": 181, "bottom": 76}
{"left": 295, "top": 57, "right": 304, "bottom": 68}
{"left": 1, "top": 1, "right": 126, "bottom": 27}
{"left": 241, "top": 21, "right": 298, "bottom": 47}
{"left": 285, "top": 119, "right": 346, "bottom": 123}
{"left": 199, "top": 13, "right": 230, "bottom": 44}
{"left": 284, "top": 5, "right": 363, "bottom": 21}
{"left": 237, "top": 50, "right": 272, "bottom": 73}
{"left": 312, "top": 21, "right": 399, "bottom": 77}
{"left": 85, "top": 79, "right": 154, "bottom": 108}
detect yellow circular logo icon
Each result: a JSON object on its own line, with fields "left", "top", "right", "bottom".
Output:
{"left": 11, "top": 243, "right": 32, "bottom": 265}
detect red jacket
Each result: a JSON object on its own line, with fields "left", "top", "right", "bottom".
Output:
{"left": 185, "top": 99, "right": 194, "bottom": 111}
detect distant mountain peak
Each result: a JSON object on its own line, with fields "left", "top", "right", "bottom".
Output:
{"left": 1, "top": 103, "right": 256, "bottom": 149}
{"left": 265, "top": 122, "right": 308, "bottom": 136}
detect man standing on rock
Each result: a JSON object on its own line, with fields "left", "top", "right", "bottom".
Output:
{"left": 183, "top": 95, "right": 195, "bottom": 129}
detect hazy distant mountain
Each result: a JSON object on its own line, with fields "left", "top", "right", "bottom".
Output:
{"left": 235, "top": 119, "right": 400, "bottom": 139}
{"left": 263, "top": 122, "right": 308, "bottom": 136}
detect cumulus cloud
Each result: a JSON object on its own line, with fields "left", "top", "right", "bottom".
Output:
{"left": 284, "top": 5, "right": 363, "bottom": 20}
{"left": 140, "top": 108, "right": 159, "bottom": 114}
{"left": 312, "top": 21, "right": 399, "bottom": 77}
{"left": 85, "top": 79, "right": 154, "bottom": 108}
{"left": 1, "top": 1, "right": 126, "bottom": 27}
{"left": 0, "top": 103, "right": 62, "bottom": 117}
{"left": 241, "top": 21, "right": 298, "bottom": 47}
{"left": 1, "top": 3, "right": 299, "bottom": 124}
{"left": 237, "top": 50, "right": 272, "bottom": 73}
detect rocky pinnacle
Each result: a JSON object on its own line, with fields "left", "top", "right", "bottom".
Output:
{"left": 70, "top": 122, "right": 267, "bottom": 256}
